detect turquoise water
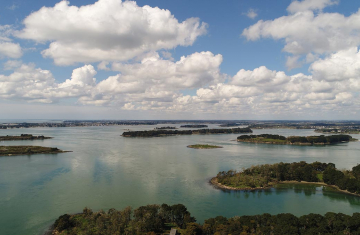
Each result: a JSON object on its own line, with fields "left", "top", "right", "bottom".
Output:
{"left": 0, "top": 125, "right": 360, "bottom": 235}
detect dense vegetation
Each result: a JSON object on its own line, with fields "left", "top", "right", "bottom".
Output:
{"left": 315, "top": 128, "right": 360, "bottom": 134}
{"left": 154, "top": 126, "right": 177, "bottom": 130}
{"left": 180, "top": 125, "right": 208, "bottom": 128}
{"left": 237, "top": 134, "right": 356, "bottom": 145}
{"left": 122, "top": 127, "right": 252, "bottom": 137}
{"left": 187, "top": 144, "right": 222, "bottom": 149}
{"left": 0, "top": 146, "right": 68, "bottom": 156}
{"left": 0, "top": 134, "right": 52, "bottom": 141}
{"left": 52, "top": 204, "right": 360, "bottom": 234}
{"left": 214, "top": 161, "right": 360, "bottom": 195}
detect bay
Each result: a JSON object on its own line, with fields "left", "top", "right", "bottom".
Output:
{"left": 0, "top": 125, "right": 359, "bottom": 235}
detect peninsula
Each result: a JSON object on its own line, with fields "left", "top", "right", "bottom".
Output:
{"left": 237, "top": 134, "right": 356, "bottom": 145}
{"left": 211, "top": 161, "right": 360, "bottom": 196}
{"left": 0, "top": 146, "right": 70, "bottom": 156}
{"left": 0, "top": 134, "right": 52, "bottom": 141}
{"left": 187, "top": 144, "right": 222, "bottom": 149}
{"left": 122, "top": 127, "right": 252, "bottom": 137}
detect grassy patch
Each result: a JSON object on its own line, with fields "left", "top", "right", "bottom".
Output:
{"left": 187, "top": 144, "right": 223, "bottom": 149}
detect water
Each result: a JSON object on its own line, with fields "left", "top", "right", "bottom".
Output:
{"left": 0, "top": 125, "right": 360, "bottom": 235}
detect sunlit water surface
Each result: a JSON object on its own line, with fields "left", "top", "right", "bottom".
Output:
{"left": 0, "top": 125, "right": 360, "bottom": 235}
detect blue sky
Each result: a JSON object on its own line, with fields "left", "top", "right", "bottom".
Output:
{"left": 0, "top": 0, "right": 360, "bottom": 120}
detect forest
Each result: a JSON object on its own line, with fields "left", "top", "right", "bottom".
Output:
{"left": 237, "top": 134, "right": 356, "bottom": 145}
{"left": 214, "top": 161, "right": 360, "bottom": 195}
{"left": 122, "top": 127, "right": 253, "bottom": 137}
{"left": 51, "top": 203, "right": 360, "bottom": 234}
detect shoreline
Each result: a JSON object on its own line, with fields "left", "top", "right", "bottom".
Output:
{"left": 210, "top": 177, "right": 360, "bottom": 197}
{"left": 187, "top": 145, "right": 223, "bottom": 149}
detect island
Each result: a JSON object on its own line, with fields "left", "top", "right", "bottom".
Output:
{"left": 315, "top": 128, "right": 360, "bottom": 134}
{"left": 122, "top": 127, "right": 252, "bottom": 137}
{"left": 154, "top": 126, "right": 177, "bottom": 130}
{"left": 187, "top": 144, "right": 223, "bottom": 149}
{"left": 0, "top": 146, "right": 70, "bottom": 156}
{"left": 180, "top": 124, "right": 208, "bottom": 128}
{"left": 219, "top": 123, "right": 240, "bottom": 127}
{"left": 211, "top": 161, "right": 360, "bottom": 196}
{"left": 237, "top": 134, "right": 357, "bottom": 145}
{"left": 0, "top": 134, "right": 52, "bottom": 141}
{"left": 49, "top": 202, "right": 360, "bottom": 234}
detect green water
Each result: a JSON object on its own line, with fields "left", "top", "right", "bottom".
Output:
{"left": 0, "top": 125, "right": 360, "bottom": 235}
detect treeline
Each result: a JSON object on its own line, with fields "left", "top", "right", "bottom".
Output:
{"left": 52, "top": 204, "right": 360, "bottom": 234}
{"left": 324, "top": 164, "right": 360, "bottom": 194}
{"left": 216, "top": 161, "right": 330, "bottom": 188}
{"left": 52, "top": 204, "right": 195, "bottom": 234}
{"left": 0, "top": 134, "right": 51, "bottom": 141}
{"left": 237, "top": 134, "right": 286, "bottom": 141}
{"left": 122, "top": 127, "right": 253, "bottom": 137}
{"left": 180, "top": 125, "right": 208, "bottom": 128}
{"left": 215, "top": 161, "right": 360, "bottom": 195}
{"left": 237, "top": 134, "right": 355, "bottom": 145}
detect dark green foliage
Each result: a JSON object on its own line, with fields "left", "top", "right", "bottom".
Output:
{"left": 218, "top": 161, "right": 360, "bottom": 194}
{"left": 216, "top": 161, "right": 325, "bottom": 188}
{"left": 53, "top": 204, "right": 194, "bottom": 235}
{"left": 237, "top": 134, "right": 355, "bottom": 145}
{"left": 122, "top": 127, "right": 252, "bottom": 137}
{"left": 53, "top": 204, "right": 360, "bottom": 235}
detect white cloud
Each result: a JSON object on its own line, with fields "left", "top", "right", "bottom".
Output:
{"left": 286, "top": 56, "right": 303, "bottom": 70}
{"left": 310, "top": 47, "right": 360, "bottom": 81}
{"left": 0, "top": 25, "right": 22, "bottom": 59}
{"left": 245, "top": 9, "right": 258, "bottom": 19}
{"left": 16, "top": 0, "right": 207, "bottom": 65}
{"left": 287, "top": 0, "right": 339, "bottom": 13}
{"left": 231, "top": 66, "right": 289, "bottom": 88}
{"left": 242, "top": 7, "right": 360, "bottom": 56}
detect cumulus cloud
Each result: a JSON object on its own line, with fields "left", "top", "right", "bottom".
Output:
{"left": 16, "top": 0, "right": 207, "bottom": 65}
{"left": 310, "top": 47, "right": 360, "bottom": 82}
{"left": 0, "top": 25, "right": 22, "bottom": 59}
{"left": 287, "top": 0, "right": 339, "bottom": 13}
{"left": 242, "top": 6, "right": 360, "bottom": 56}
{"left": 1, "top": 47, "right": 360, "bottom": 117}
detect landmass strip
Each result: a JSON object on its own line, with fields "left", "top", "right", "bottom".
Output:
{"left": 0, "top": 134, "right": 52, "bottom": 141}
{"left": 0, "top": 146, "right": 70, "bottom": 156}
{"left": 187, "top": 144, "right": 222, "bottom": 149}
{"left": 122, "top": 127, "right": 252, "bottom": 137}
{"left": 49, "top": 203, "right": 360, "bottom": 235}
{"left": 211, "top": 161, "right": 360, "bottom": 196}
{"left": 237, "top": 134, "right": 357, "bottom": 145}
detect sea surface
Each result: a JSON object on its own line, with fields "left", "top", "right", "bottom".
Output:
{"left": 0, "top": 124, "right": 360, "bottom": 235}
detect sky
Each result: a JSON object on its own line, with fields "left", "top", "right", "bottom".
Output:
{"left": 0, "top": 0, "right": 360, "bottom": 120}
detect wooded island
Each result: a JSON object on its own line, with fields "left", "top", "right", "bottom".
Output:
{"left": 0, "top": 146, "right": 70, "bottom": 156}
{"left": 237, "top": 134, "right": 356, "bottom": 145}
{"left": 0, "top": 134, "right": 52, "bottom": 141}
{"left": 212, "top": 161, "right": 360, "bottom": 196}
{"left": 122, "top": 127, "right": 252, "bottom": 137}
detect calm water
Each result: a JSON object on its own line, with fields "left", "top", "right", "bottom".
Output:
{"left": 0, "top": 125, "right": 360, "bottom": 235}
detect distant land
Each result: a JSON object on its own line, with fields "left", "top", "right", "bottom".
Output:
{"left": 187, "top": 144, "right": 223, "bottom": 149}
{"left": 121, "top": 127, "right": 252, "bottom": 137}
{"left": 0, "top": 134, "right": 52, "bottom": 141}
{"left": 211, "top": 161, "right": 360, "bottom": 196}
{"left": 237, "top": 134, "right": 357, "bottom": 145}
{"left": 0, "top": 146, "right": 70, "bottom": 156}
{"left": 1, "top": 120, "right": 360, "bottom": 130}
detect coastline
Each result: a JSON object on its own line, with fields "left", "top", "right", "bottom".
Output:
{"left": 210, "top": 177, "right": 360, "bottom": 197}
